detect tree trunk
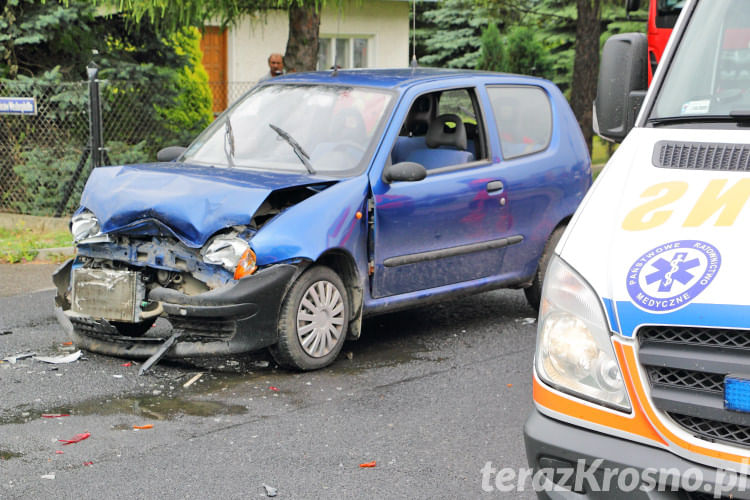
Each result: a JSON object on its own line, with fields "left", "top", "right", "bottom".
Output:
{"left": 570, "top": 0, "right": 602, "bottom": 154}
{"left": 283, "top": 5, "right": 321, "bottom": 73}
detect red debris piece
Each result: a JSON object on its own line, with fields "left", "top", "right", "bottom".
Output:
{"left": 359, "top": 461, "right": 377, "bottom": 468}
{"left": 121, "top": 362, "right": 132, "bottom": 367}
{"left": 42, "top": 414, "right": 70, "bottom": 418}
{"left": 133, "top": 424, "right": 153, "bottom": 430}
{"left": 58, "top": 432, "right": 91, "bottom": 445}
{"left": 269, "top": 386, "right": 279, "bottom": 392}
{"left": 55, "top": 451, "right": 64, "bottom": 455}
{"left": 62, "top": 342, "right": 73, "bottom": 346}
{"left": 506, "top": 383, "right": 513, "bottom": 388}
{"left": 83, "top": 461, "right": 93, "bottom": 466}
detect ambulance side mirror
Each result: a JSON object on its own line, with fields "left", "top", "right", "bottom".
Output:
{"left": 594, "top": 33, "right": 648, "bottom": 143}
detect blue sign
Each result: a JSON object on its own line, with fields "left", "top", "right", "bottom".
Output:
{"left": 626, "top": 240, "right": 721, "bottom": 313}
{"left": 725, "top": 375, "right": 750, "bottom": 413}
{"left": 0, "top": 97, "right": 37, "bottom": 115}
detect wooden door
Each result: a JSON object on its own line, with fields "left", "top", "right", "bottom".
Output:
{"left": 200, "top": 27, "right": 228, "bottom": 114}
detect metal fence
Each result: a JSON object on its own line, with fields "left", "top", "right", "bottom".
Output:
{"left": 0, "top": 78, "right": 257, "bottom": 217}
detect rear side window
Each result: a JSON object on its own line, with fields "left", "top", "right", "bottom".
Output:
{"left": 487, "top": 86, "right": 552, "bottom": 160}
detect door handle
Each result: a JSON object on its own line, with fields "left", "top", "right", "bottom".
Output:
{"left": 486, "top": 180, "right": 504, "bottom": 193}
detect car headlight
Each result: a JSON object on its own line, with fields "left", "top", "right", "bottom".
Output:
{"left": 71, "top": 211, "right": 100, "bottom": 243}
{"left": 202, "top": 235, "right": 256, "bottom": 279}
{"left": 535, "top": 255, "right": 631, "bottom": 412}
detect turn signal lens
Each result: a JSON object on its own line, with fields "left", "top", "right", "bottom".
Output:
{"left": 234, "top": 248, "right": 257, "bottom": 280}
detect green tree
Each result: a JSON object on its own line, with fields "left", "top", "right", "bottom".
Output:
{"left": 476, "top": 22, "right": 506, "bottom": 72}
{"left": 505, "top": 25, "right": 552, "bottom": 78}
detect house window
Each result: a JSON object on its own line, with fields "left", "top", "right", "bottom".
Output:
{"left": 317, "top": 37, "right": 370, "bottom": 69}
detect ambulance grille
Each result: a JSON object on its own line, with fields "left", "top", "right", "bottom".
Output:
{"left": 653, "top": 141, "right": 750, "bottom": 171}
{"left": 638, "top": 325, "right": 750, "bottom": 450}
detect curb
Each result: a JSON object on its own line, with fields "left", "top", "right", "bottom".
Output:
{"left": 34, "top": 246, "right": 75, "bottom": 262}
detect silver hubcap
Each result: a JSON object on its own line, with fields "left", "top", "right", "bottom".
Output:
{"left": 296, "top": 280, "right": 345, "bottom": 358}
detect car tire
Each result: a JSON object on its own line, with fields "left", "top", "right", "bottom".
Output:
{"left": 270, "top": 266, "right": 349, "bottom": 371}
{"left": 110, "top": 319, "right": 156, "bottom": 337}
{"left": 524, "top": 225, "right": 566, "bottom": 312}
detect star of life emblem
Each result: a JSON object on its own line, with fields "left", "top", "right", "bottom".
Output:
{"left": 626, "top": 240, "right": 721, "bottom": 313}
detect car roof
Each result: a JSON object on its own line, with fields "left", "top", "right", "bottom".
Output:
{"left": 262, "top": 68, "right": 546, "bottom": 90}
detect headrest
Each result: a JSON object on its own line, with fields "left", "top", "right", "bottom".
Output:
{"left": 426, "top": 114, "right": 467, "bottom": 150}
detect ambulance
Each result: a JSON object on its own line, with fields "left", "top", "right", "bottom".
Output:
{"left": 524, "top": 0, "right": 750, "bottom": 497}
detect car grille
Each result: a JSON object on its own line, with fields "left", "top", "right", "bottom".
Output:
{"left": 638, "top": 326, "right": 750, "bottom": 450}
{"left": 653, "top": 141, "right": 750, "bottom": 171}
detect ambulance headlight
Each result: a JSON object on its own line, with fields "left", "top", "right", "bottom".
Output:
{"left": 535, "top": 256, "right": 631, "bottom": 412}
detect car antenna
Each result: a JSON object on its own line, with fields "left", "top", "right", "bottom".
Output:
{"left": 410, "top": 0, "right": 419, "bottom": 70}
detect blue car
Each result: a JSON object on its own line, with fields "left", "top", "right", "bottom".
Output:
{"left": 53, "top": 69, "right": 591, "bottom": 371}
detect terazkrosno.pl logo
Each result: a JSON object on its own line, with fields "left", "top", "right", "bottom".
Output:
{"left": 627, "top": 240, "right": 721, "bottom": 313}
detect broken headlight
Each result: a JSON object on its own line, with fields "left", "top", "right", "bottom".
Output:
{"left": 202, "top": 235, "right": 257, "bottom": 279}
{"left": 71, "top": 210, "right": 100, "bottom": 243}
{"left": 535, "top": 256, "right": 631, "bottom": 412}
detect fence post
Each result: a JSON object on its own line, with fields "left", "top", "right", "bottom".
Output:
{"left": 87, "top": 61, "right": 104, "bottom": 169}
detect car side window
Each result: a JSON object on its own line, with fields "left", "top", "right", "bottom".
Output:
{"left": 487, "top": 86, "right": 552, "bottom": 160}
{"left": 390, "top": 88, "right": 487, "bottom": 172}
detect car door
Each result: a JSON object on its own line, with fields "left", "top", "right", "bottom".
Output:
{"left": 369, "top": 85, "right": 518, "bottom": 298}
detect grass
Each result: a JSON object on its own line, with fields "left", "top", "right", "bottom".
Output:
{"left": 0, "top": 223, "right": 72, "bottom": 264}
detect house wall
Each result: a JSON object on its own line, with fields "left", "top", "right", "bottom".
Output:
{"left": 223, "top": 0, "right": 410, "bottom": 83}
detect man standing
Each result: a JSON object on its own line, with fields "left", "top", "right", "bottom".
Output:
{"left": 258, "top": 53, "right": 285, "bottom": 81}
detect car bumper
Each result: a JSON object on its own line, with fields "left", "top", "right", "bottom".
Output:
{"left": 54, "top": 261, "right": 300, "bottom": 358}
{"left": 524, "top": 408, "right": 750, "bottom": 499}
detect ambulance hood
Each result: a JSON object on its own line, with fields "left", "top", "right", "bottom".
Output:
{"left": 559, "top": 127, "right": 750, "bottom": 337}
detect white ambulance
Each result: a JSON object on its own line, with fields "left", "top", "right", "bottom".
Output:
{"left": 525, "top": 0, "right": 750, "bottom": 497}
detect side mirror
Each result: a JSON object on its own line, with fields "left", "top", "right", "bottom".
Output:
{"left": 383, "top": 162, "right": 427, "bottom": 183}
{"left": 594, "top": 33, "right": 648, "bottom": 143}
{"left": 157, "top": 146, "right": 187, "bottom": 162}
{"left": 625, "top": 0, "right": 641, "bottom": 12}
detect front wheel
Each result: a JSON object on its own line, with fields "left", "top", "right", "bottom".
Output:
{"left": 270, "top": 266, "right": 349, "bottom": 371}
{"left": 524, "top": 225, "right": 566, "bottom": 312}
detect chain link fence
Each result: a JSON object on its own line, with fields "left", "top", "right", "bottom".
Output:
{"left": 0, "top": 78, "right": 257, "bottom": 217}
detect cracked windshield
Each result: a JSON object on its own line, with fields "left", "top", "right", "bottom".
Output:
{"left": 183, "top": 84, "right": 392, "bottom": 176}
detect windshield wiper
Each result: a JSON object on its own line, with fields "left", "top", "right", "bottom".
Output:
{"left": 648, "top": 113, "right": 750, "bottom": 126}
{"left": 224, "top": 118, "right": 236, "bottom": 168}
{"left": 268, "top": 123, "right": 316, "bottom": 174}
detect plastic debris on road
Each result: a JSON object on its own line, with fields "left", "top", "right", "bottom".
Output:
{"left": 83, "top": 461, "right": 93, "bottom": 466}
{"left": 58, "top": 432, "right": 90, "bottom": 445}
{"left": 269, "top": 386, "right": 279, "bottom": 392}
{"left": 359, "top": 461, "right": 377, "bottom": 468}
{"left": 183, "top": 373, "right": 203, "bottom": 388}
{"left": 133, "top": 425, "right": 153, "bottom": 430}
{"left": 55, "top": 451, "right": 64, "bottom": 455}
{"left": 120, "top": 362, "right": 132, "bottom": 367}
{"left": 41, "top": 474, "right": 55, "bottom": 480}
{"left": 262, "top": 484, "right": 278, "bottom": 497}
{"left": 0, "top": 330, "right": 12, "bottom": 336}
{"left": 34, "top": 351, "right": 82, "bottom": 364}
{"left": 3, "top": 352, "right": 35, "bottom": 364}
{"left": 42, "top": 414, "right": 70, "bottom": 419}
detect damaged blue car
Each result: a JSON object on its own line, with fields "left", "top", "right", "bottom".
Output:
{"left": 53, "top": 69, "right": 590, "bottom": 371}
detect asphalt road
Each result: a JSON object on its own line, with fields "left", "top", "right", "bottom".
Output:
{"left": 0, "top": 266, "right": 539, "bottom": 499}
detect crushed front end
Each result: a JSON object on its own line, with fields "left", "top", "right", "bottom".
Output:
{"left": 54, "top": 225, "right": 300, "bottom": 360}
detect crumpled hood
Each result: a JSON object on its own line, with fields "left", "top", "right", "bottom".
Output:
{"left": 558, "top": 128, "right": 750, "bottom": 337}
{"left": 79, "top": 162, "right": 333, "bottom": 247}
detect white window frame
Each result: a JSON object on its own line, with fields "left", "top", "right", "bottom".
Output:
{"left": 317, "top": 36, "right": 373, "bottom": 70}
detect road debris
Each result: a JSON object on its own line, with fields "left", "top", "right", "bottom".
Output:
{"left": 138, "top": 330, "right": 183, "bottom": 376}
{"left": 133, "top": 425, "right": 153, "bottom": 430}
{"left": 62, "top": 342, "right": 73, "bottom": 346}
{"left": 55, "top": 451, "right": 64, "bottom": 455}
{"left": 262, "top": 484, "right": 278, "bottom": 497}
{"left": 269, "top": 386, "right": 279, "bottom": 392}
{"left": 183, "top": 373, "right": 203, "bottom": 388}
{"left": 34, "top": 351, "right": 82, "bottom": 364}
{"left": 58, "top": 432, "right": 90, "bottom": 445}
{"left": 359, "top": 461, "right": 376, "bottom": 468}
{"left": 3, "top": 352, "right": 35, "bottom": 364}
{"left": 41, "top": 474, "right": 55, "bottom": 480}
{"left": 516, "top": 317, "right": 536, "bottom": 325}
{"left": 121, "top": 362, "right": 132, "bottom": 367}
{"left": 113, "top": 374, "right": 123, "bottom": 379}
{"left": 507, "top": 383, "right": 513, "bottom": 388}
{"left": 83, "top": 461, "right": 93, "bottom": 466}
{"left": 0, "top": 330, "right": 12, "bottom": 336}
{"left": 42, "top": 414, "right": 70, "bottom": 419}
{"left": 345, "top": 351, "right": 354, "bottom": 360}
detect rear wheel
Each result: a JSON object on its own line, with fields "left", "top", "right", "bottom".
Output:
{"left": 524, "top": 225, "right": 566, "bottom": 312}
{"left": 270, "top": 266, "right": 349, "bottom": 371}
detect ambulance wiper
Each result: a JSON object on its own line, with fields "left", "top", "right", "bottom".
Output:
{"left": 648, "top": 112, "right": 750, "bottom": 126}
